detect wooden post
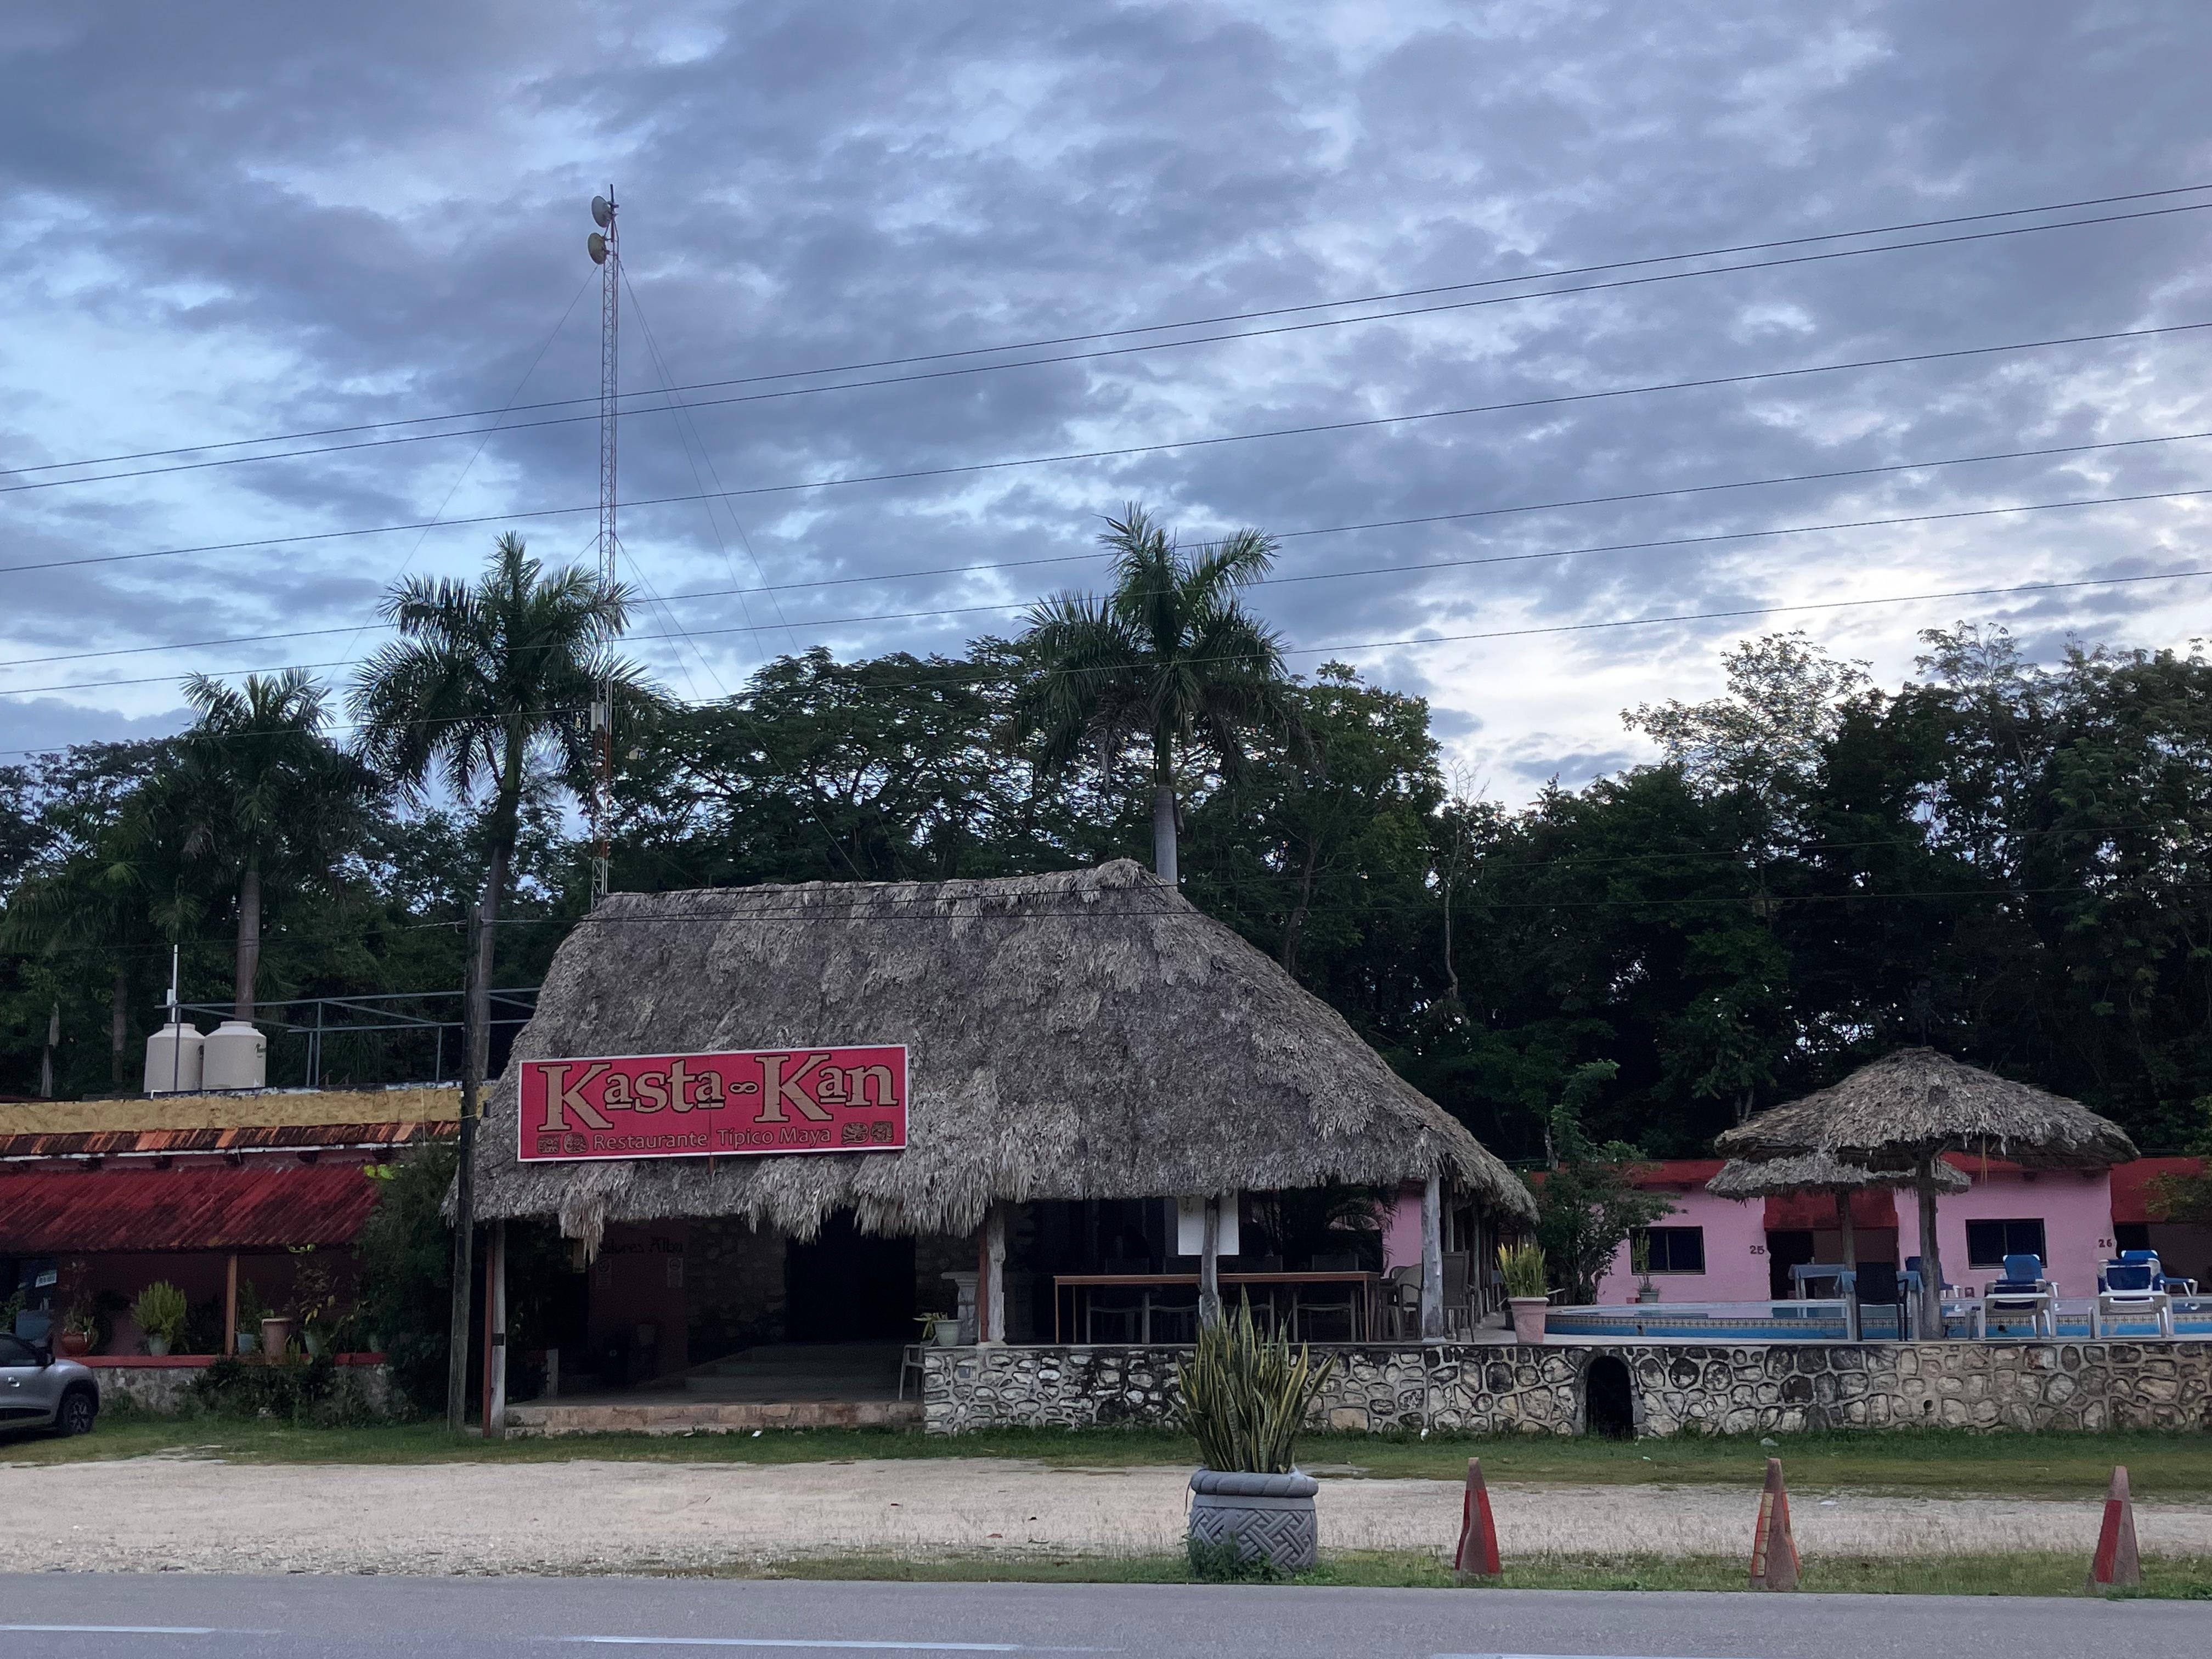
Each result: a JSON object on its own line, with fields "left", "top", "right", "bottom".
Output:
{"left": 223, "top": 1252, "right": 239, "bottom": 1357}
{"left": 1915, "top": 1161, "right": 1945, "bottom": 1341}
{"left": 445, "top": 901, "right": 485, "bottom": 1432}
{"left": 1420, "top": 1174, "right": 1444, "bottom": 1341}
{"left": 1834, "top": 1189, "right": 1857, "bottom": 1271}
{"left": 482, "top": 1221, "right": 507, "bottom": 1437}
{"left": 1198, "top": 1195, "right": 1222, "bottom": 1329}
{"left": 983, "top": 1204, "right": 1007, "bottom": 1344}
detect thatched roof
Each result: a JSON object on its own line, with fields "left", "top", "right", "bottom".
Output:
{"left": 1705, "top": 1150, "right": 1969, "bottom": 1200}
{"left": 467, "top": 861, "right": 1532, "bottom": 1239}
{"left": 1713, "top": 1047, "right": 2138, "bottom": 1171}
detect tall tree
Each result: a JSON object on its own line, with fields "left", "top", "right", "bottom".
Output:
{"left": 176, "top": 669, "right": 372, "bottom": 1022}
{"left": 1013, "top": 505, "right": 1304, "bottom": 884}
{"left": 349, "top": 533, "right": 640, "bottom": 998}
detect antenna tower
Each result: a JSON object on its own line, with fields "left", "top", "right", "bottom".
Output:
{"left": 586, "top": 189, "right": 619, "bottom": 902}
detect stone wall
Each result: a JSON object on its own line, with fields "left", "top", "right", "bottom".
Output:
{"left": 922, "top": 1340, "right": 2212, "bottom": 1437}
{"left": 90, "top": 1360, "right": 394, "bottom": 1418}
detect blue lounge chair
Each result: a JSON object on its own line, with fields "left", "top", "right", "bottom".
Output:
{"left": 2092, "top": 1260, "right": 2173, "bottom": 1338}
{"left": 1982, "top": 1253, "right": 2056, "bottom": 1337}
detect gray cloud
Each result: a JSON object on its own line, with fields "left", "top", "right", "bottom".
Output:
{"left": 4, "top": 0, "right": 2211, "bottom": 793}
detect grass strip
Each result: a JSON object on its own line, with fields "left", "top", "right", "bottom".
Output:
{"left": 12, "top": 1416, "right": 2212, "bottom": 1500}
{"left": 716, "top": 1548, "right": 2212, "bottom": 1598}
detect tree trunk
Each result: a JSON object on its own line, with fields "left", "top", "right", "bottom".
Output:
{"left": 1198, "top": 1195, "right": 1222, "bottom": 1329}
{"left": 472, "top": 838, "right": 506, "bottom": 1085}
{"left": 235, "top": 860, "right": 262, "bottom": 1023}
{"left": 1280, "top": 837, "right": 1318, "bottom": 974}
{"left": 40, "top": 1000, "right": 59, "bottom": 1098}
{"left": 109, "top": 964, "right": 130, "bottom": 1089}
{"left": 1420, "top": 1175, "right": 1445, "bottom": 1341}
{"left": 1916, "top": 1162, "right": 1946, "bottom": 1340}
{"left": 1151, "top": 782, "right": 1178, "bottom": 885}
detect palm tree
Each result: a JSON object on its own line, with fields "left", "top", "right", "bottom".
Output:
{"left": 2, "top": 812, "right": 172, "bottom": 1089}
{"left": 176, "top": 669, "right": 371, "bottom": 1023}
{"left": 348, "top": 533, "right": 640, "bottom": 996}
{"left": 1014, "top": 504, "right": 1305, "bottom": 883}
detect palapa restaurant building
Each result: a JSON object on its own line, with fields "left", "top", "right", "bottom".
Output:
{"left": 469, "top": 860, "right": 1535, "bottom": 1397}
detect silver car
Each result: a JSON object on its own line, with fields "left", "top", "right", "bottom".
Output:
{"left": 0, "top": 1331, "right": 100, "bottom": 1436}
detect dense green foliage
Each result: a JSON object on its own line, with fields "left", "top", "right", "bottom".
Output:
{"left": 4, "top": 560, "right": 2211, "bottom": 1171}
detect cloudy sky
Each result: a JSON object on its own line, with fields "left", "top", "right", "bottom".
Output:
{"left": 6, "top": 1, "right": 2212, "bottom": 802}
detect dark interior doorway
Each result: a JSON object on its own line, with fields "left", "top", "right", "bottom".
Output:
{"left": 1765, "top": 1229, "right": 1815, "bottom": 1301}
{"left": 785, "top": 1212, "right": 917, "bottom": 1340}
{"left": 1585, "top": 1355, "right": 1634, "bottom": 1438}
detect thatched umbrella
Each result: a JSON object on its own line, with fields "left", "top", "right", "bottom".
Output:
{"left": 1706, "top": 1151, "right": 1967, "bottom": 1273}
{"left": 1714, "top": 1048, "right": 2137, "bottom": 1336}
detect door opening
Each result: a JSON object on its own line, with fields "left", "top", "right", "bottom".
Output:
{"left": 1585, "top": 1355, "right": 1634, "bottom": 1438}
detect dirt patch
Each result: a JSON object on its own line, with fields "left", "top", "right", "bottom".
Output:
{"left": 6, "top": 1457, "right": 2207, "bottom": 1575}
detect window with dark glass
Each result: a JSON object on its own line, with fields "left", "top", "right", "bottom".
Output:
{"left": 1641, "top": 1226, "right": 1706, "bottom": 1273}
{"left": 1965, "top": 1218, "right": 2047, "bottom": 1269}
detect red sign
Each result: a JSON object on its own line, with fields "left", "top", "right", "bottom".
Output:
{"left": 517, "top": 1045, "right": 908, "bottom": 1163}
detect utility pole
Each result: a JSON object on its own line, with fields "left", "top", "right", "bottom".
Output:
{"left": 445, "top": 901, "right": 486, "bottom": 1434}
{"left": 586, "top": 189, "right": 619, "bottom": 906}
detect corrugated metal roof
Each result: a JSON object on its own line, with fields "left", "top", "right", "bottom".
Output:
{"left": 2112, "top": 1155, "right": 2205, "bottom": 1224}
{"left": 0, "top": 1120, "right": 453, "bottom": 1161}
{"left": 0, "top": 1163, "right": 384, "bottom": 1252}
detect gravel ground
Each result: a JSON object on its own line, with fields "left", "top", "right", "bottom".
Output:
{"left": 5, "top": 1455, "right": 2209, "bottom": 1575}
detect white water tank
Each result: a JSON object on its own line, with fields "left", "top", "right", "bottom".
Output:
{"left": 143, "top": 1020, "right": 206, "bottom": 1094}
{"left": 201, "top": 1020, "right": 267, "bottom": 1091}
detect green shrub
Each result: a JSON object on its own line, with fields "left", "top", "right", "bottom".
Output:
{"left": 1173, "top": 1297, "right": 1334, "bottom": 1474}
{"left": 185, "top": 1353, "right": 385, "bottom": 1424}
{"left": 132, "top": 1280, "right": 189, "bottom": 1347}
{"left": 1497, "top": 1242, "right": 1549, "bottom": 1300}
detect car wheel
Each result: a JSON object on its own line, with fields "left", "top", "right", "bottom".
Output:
{"left": 54, "top": 1389, "right": 97, "bottom": 1437}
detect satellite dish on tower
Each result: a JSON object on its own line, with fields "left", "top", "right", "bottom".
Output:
{"left": 591, "top": 195, "right": 613, "bottom": 228}
{"left": 587, "top": 231, "right": 607, "bottom": 265}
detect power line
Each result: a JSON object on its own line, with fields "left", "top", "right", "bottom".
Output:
{"left": 16, "top": 206, "right": 2212, "bottom": 501}
{"left": 8, "top": 552, "right": 2207, "bottom": 704}
{"left": 14, "top": 418, "right": 2209, "bottom": 600}
{"left": 8, "top": 318, "right": 2210, "bottom": 586}
{"left": 13, "top": 182, "right": 2212, "bottom": 481}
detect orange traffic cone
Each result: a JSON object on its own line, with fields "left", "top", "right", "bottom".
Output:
{"left": 1453, "top": 1457, "right": 1503, "bottom": 1583}
{"left": 2087, "top": 1465, "right": 2142, "bottom": 1592}
{"left": 1747, "top": 1457, "right": 1799, "bottom": 1590}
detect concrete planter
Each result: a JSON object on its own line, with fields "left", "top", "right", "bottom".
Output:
{"left": 1508, "top": 1296, "right": 1550, "bottom": 1343}
{"left": 1187, "top": 1468, "right": 1319, "bottom": 1572}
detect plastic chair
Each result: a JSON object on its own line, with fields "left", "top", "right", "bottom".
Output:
{"left": 1383, "top": 1265, "right": 1423, "bottom": 1339}
{"left": 1983, "top": 1253, "right": 2056, "bottom": 1336}
{"left": 898, "top": 1343, "right": 927, "bottom": 1400}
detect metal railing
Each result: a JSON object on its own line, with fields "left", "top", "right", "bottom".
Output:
{"left": 177, "top": 988, "right": 539, "bottom": 1090}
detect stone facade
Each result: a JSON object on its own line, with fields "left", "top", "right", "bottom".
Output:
{"left": 922, "top": 1340, "right": 2212, "bottom": 1437}
{"left": 90, "top": 1360, "right": 393, "bottom": 1418}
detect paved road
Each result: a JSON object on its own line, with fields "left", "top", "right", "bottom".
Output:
{"left": 1, "top": 1575, "right": 2204, "bottom": 1659}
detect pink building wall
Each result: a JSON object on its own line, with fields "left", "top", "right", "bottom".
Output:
{"left": 1898, "top": 1165, "right": 2115, "bottom": 1295}
{"left": 1583, "top": 1158, "right": 2120, "bottom": 1305}
{"left": 1380, "top": 1181, "right": 1424, "bottom": 1269}
{"left": 1593, "top": 1190, "right": 1770, "bottom": 1303}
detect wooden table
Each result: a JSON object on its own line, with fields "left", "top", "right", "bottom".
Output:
{"left": 1051, "top": 1271, "right": 1378, "bottom": 1343}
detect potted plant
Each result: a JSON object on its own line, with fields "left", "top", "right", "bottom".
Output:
{"left": 133, "top": 1280, "right": 189, "bottom": 1358}
{"left": 1174, "top": 1298, "right": 1335, "bottom": 1576}
{"left": 59, "top": 1302, "right": 97, "bottom": 1358}
{"left": 1631, "top": 1233, "right": 1660, "bottom": 1304}
{"left": 289, "top": 1245, "right": 338, "bottom": 1358}
{"left": 1498, "top": 1242, "right": 1551, "bottom": 1343}
{"left": 917, "top": 1311, "right": 961, "bottom": 1348}
{"left": 234, "top": 1279, "right": 270, "bottom": 1355}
